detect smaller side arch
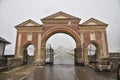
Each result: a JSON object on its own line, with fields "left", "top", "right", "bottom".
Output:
{"left": 88, "top": 41, "right": 99, "bottom": 49}
{"left": 22, "top": 43, "right": 36, "bottom": 65}
{"left": 87, "top": 41, "right": 100, "bottom": 63}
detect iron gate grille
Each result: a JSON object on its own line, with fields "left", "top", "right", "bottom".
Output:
{"left": 74, "top": 48, "right": 78, "bottom": 65}
{"left": 46, "top": 47, "right": 54, "bottom": 65}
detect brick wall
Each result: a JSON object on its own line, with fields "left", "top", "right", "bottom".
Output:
{"left": 7, "top": 58, "right": 22, "bottom": 69}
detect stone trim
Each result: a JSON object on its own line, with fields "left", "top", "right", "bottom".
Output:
{"left": 101, "top": 31, "right": 107, "bottom": 57}
{"left": 16, "top": 33, "right": 22, "bottom": 58}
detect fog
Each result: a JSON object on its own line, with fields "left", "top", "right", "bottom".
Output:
{"left": 46, "top": 33, "right": 76, "bottom": 50}
{"left": 0, "top": 0, "right": 120, "bottom": 54}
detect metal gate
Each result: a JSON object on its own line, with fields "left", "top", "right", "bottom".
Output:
{"left": 74, "top": 48, "right": 84, "bottom": 66}
{"left": 46, "top": 47, "right": 54, "bottom": 65}
{"left": 23, "top": 50, "right": 28, "bottom": 65}
{"left": 74, "top": 48, "right": 78, "bottom": 65}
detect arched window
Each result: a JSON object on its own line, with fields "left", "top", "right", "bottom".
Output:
{"left": 88, "top": 44, "right": 96, "bottom": 55}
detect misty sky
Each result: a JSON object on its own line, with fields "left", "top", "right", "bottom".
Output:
{"left": 46, "top": 33, "right": 76, "bottom": 50}
{"left": 0, "top": 0, "right": 120, "bottom": 54}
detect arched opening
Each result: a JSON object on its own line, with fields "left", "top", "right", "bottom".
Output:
{"left": 88, "top": 44, "right": 96, "bottom": 56}
{"left": 41, "top": 27, "right": 81, "bottom": 65}
{"left": 87, "top": 42, "right": 99, "bottom": 63}
{"left": 46, "top": 33, "right": 76, "bottom": 65}
{"left": 23, "top": 44, "right": 35, "bottom": 65}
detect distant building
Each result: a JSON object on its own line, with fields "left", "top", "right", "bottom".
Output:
{"left": 0, "top": 37, "right": 11, "bottom": 67}
{"left": 0, "top": 37, "right": 11, "bottom": 58}
{"left": 109, "top": 52, "right": 120, "bottom": 58}
{"left": 3, "top": 54, "right": 14, "bottom": 62}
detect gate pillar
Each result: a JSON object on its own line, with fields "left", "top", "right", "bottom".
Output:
{"left": 84, "top": 48, "right": 89, "bottom": 65}
{"left": 37, "top": 44, "right": 46, "bottom": 65}
{"left": 34, "top": 33, "right": 45, "bottom": 66}
{"left": 77, "top": 46, "right": 82, "bottom": 62}
{"left": 75, "top": 44, "right": 84, "bottom": 66}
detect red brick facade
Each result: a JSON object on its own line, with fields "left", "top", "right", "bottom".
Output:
{"left": 14, "top": 11, "right": 108, "bottom": 65}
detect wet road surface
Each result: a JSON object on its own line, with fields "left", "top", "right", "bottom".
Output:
{"left": 0, "top": 52, "right": 116, "bottom": 80}
{"left": 54, "top": 51, "right": 74, "bottom": 65}
{"left": 24, "top": 65, "right": 116, "bottom": 80}
{"left": 0, "top": 65, "right": 36, "bottom": 80}
{"left": 24, "top": 52, "right": 116, "bottom": 80}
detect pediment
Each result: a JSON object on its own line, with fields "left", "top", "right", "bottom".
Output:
{"left": 87, "top": 22, "right": 98, "bottom": 25}
{"left": 54, "top": 15, "right": 68, "bottom": 19}
{"left": 41, "top": 11, "right": 80, "bottom": 20}
{"left": 81, "top": 18, "right": 108, "bottom": 26}
{"left": 16, "top": 19, "right": 41, "bottom": 27}
{"left": 24, "top": 23, "right": 36, "bottom": 26}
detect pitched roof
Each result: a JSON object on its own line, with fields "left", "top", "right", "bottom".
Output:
{"left": 80, "top": 18, "right": 108, "bottom": 26}
{"left": 15, "top": 19, "right": 41, "bottom": 27}
{"left": 0, "top": 37, "right": 11, "bottom": 44}
{"left": 41, "top": 11, "right": 80, "bottom": 20}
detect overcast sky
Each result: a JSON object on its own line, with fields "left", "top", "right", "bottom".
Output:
{"left": 0, "top": 0, "right": 120, "bottom": 54}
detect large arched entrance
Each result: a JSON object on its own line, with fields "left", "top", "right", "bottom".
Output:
{"left": 44, "top": 31, "right": 79, "bottom": 65}
{"left": 45, "top": 33, "right": 76, "bottom": 65}
{"left": 14, "top": 11, "right": 109, "bottom": 66}
{"left": 40, "top": 27, "right": 81, "bottom": 65}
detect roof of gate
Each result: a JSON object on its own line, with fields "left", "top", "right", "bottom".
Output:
{"left": 80, "top": 18, "right": 108, "bottom": 26}
{"left": 41, "top": 11, "right": 81, "bottom": 24}
{"left": 15, "top": 19, "right": 41, "bottom": 27}
{"left": 41, "top": 11, "right": 80, "bottom": 20}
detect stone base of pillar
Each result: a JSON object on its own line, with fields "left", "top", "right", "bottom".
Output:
{"left": 84, "top": 60, "right": 89, "bottom": 66}
{"left": 75, "top": 59, "right": 84, "bottom": 66}
{"left": 78, "top": 59, "right": 84, "bottom": 63}
{"left": 34, "top": 59, "right": 45, "bottom": 66}
{"left": 14, "top": 56, "right": 23, "bottom": 59}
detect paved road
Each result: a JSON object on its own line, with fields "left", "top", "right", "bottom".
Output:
{"left": 0, "top": 65, "right": 36, "bottom": 80}
{"left": 24, "top": 52, "right": 116, "bottom": 80}
{"left": 24, "top": 65, "right": 116, "bottom": 80}
{"left": 54, "top": 51, "right": 74, "bottom": 65}
{"left": 0, "top": 52, "right": 116, "bottom": 80}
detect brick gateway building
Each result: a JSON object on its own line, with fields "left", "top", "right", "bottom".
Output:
{"left": 14, "top": 11, "right": 108, "bottom": 65}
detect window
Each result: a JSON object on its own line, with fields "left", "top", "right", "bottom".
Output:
{"left": 27, "top": 32, "right": 32, "bottom": 41}
{"left": 90, "top": 31, "right": 95, "bottom": 40}
{"left": 68, "top": 21, "right": 71, "bottom": 25}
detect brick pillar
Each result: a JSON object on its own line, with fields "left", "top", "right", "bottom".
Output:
{"left": 39, "top": 44, "right": 45, "bottom": 65}
{"left": 35, "top": 33, "right": 42, "bottom": 66}
{"left": 77, "top": 43, "right": 84, "bottom": 64}
{"left": 80, "top": 32, "right": 84, "bottom": 62}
